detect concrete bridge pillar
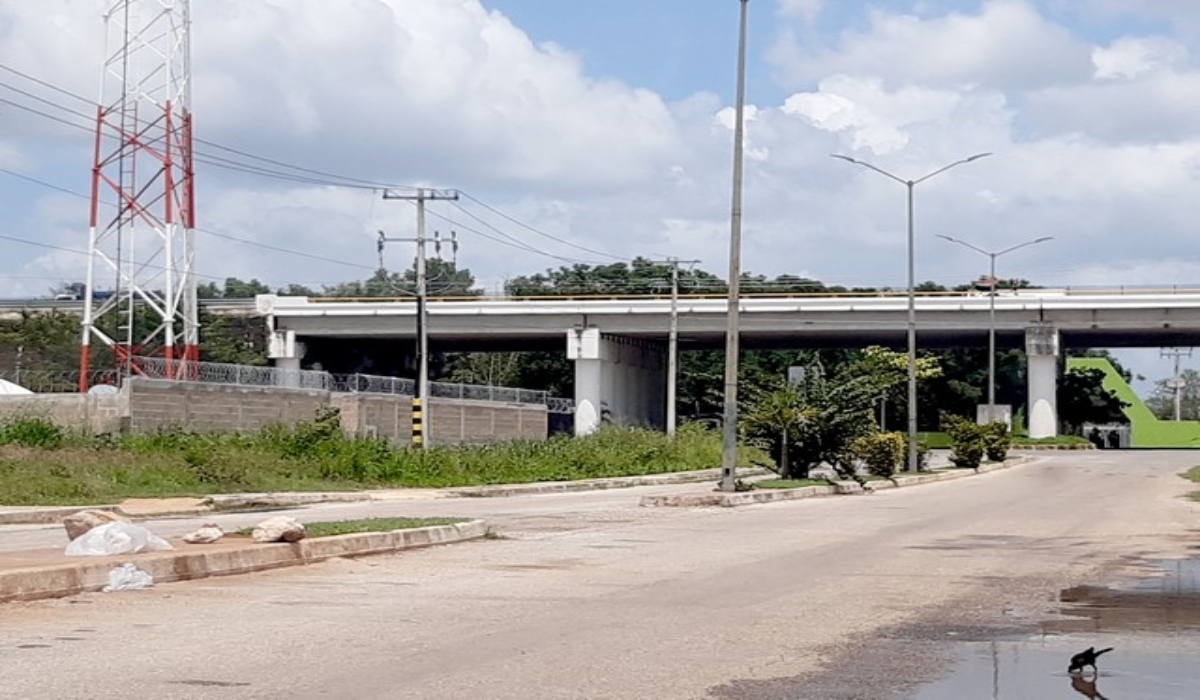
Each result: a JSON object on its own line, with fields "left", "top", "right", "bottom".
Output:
{"left": 567, "top": 327, "right": 666, "bottom": 436}
{"left": 1025, "top": 326, "right": 1059, "bottom": 439}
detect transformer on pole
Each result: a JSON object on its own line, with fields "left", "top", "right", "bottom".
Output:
{"left": 80, "top": 0, "right": 198, "bottom": 391}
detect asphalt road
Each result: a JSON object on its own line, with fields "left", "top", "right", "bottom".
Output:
{"left": 1, "top": 451, "right": 1196, "bottom": 699}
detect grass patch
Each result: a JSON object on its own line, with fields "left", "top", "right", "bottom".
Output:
{"left": 1012, "top": 435, "right": 1090, "bottom": 446}
{"left": 304, "top": 517, "right": 466, "bottom": 537}
{"left": 0, "top": 415, "right": 771, "bottom": 506}
{"left": 756, "top": 478, "right": 829, "bottom": 490}
{"left": 233, "top": 517, "right": 465, "bottom": 538}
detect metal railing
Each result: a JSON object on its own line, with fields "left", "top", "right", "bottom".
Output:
{"left": 428, "top": 381, "right": 547, "bottom": 405}
{"left": 0, "top": 357, "right": 550, "bottom": 406}
{"left": 546, "top": 397, "right": 575, "bottom": 414}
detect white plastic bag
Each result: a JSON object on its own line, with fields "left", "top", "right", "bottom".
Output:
{"left": 64, "top": 522, "right": 174, "bottom": 557}
{"left": 102, "top": 563, "right": 154, "bottom": 592}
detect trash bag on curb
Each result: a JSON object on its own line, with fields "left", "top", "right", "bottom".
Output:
{"left": 64, "top": 522, "right": 174, "bottom": 557}
{"left": 102, "top": 563, "right": 154, "bottom": 592}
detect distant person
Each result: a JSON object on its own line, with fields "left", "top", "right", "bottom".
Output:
{"left": 1107, "top": 430, "right": 1121, "bottom": 450}
{"left": 1088, "top": 427, "right": 1103, "bottom": 449}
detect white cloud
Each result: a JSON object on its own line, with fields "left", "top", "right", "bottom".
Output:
{"left": 1093, "top": 36, "right": 1190, "bottom": 79}
{"left": 777, "top": 0, "right": 825, "bottom": 23}
{"left": 770, "top": 0, "right": 1092, "bottom": 91}
{"left": 191, "top": 0, "right": 684, "bottom": 193}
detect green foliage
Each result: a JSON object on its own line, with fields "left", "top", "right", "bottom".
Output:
{"left": 755, "top": 478, "right": 829, "bottom": 489}
{"left": 1145, "top": 368, "right": 1200, "bottom": 420}
{"left": 742, "top": 363, "right": 878, "bottom": 479}
{"left": 981, "top": 421, "right": 1011, "bottom": 462}
{"left": 849, "top": 432, "right": 905, "bottom": 478}
{"left": 1057, "top": 367, "right": 1130, "bottom": 435}
{"left": 302, "top": 517, "right": 465, "bottom": 537}
{"left": 324, "top": 262, "right": 480, "bottom": 298}
{"left": 740, "top": 382, "right": 813, "bottom": 478}
{"left": 1011, "top": 435, "right": 1089, "bottom": 445}
{"left": 0, "top": 419, "right": 768, "bottom": 505}
{"left": 0, "top": 416, "right": 64, "bottom": 448}
{"left": 942, "top": 414, "right": 984, "bottom": 470}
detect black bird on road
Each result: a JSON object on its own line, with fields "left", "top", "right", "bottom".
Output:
{"left": 1068, "top": 646, "right": 1114, "bottom": 674}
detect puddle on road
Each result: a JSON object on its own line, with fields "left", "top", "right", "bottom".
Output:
{"left": 913, "top": 558, "right": 1200, "bottom": 699}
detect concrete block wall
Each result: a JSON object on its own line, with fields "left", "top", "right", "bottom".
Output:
{"left": 331, "top": 393, "right": 412, "bottom": 441}
{"left": 427, "top": 398, "right": 548, "bottom": 445}
{"left": 0, "top": 378, "right": 548, "bottom": 444}
{"left": 126, "top": 378, "right": 329, "bottom": 434}
{"left": 0, "top": 393, "right": 126, "bottom": 434}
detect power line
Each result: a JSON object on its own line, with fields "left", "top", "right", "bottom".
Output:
{"left": 459, "top": 190, "right": 626, "bottom": 261}
{"left": 0, "top": 64, "right": 676, "bottom": 273}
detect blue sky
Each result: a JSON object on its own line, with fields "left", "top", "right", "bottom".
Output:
{"left": 4, "top": 0, "right": 1200, "bottom": 392}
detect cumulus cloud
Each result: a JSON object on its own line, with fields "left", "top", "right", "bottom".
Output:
{"left": 1093, "top": 36, "right": 1190, "bottom": 79}
{"left": 192, "top": 0, "right": 683, "bottom": 193}
{"left": 3, "top": 0, "right": 1200, "bottom": 322}
{"left": 770, "top": 0, "right": 1092, "bottom": 91}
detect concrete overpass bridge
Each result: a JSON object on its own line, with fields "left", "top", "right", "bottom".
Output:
{"left": 256, "top": 289, "right": 1200, "bottom": 439}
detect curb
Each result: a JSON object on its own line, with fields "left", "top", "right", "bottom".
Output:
{"left": 446, "top": 467, "right": 772, "bottom": 498}
{"left": 0, "top": 519, "right": 487, "bottom": 604}
{"left": 0, "top": 469, "right": 776, "bottom": 525}
{"left": 0, "top": 505, "right": 122, "bottom": 526}
{"left": 640, "top": 457, "right": 1027, "bottom": 508}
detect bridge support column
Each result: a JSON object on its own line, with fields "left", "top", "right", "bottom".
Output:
{"left": 567, "top": 327, "right": 665, "bottom": 436}
{"left": 1025, "top": 326, "right": 1059, "bottom": 439}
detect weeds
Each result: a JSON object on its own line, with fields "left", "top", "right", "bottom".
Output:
{"left": 0, "top": 416, "right": 771, "bottom": 506}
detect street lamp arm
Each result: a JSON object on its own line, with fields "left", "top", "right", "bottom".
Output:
{"left": 994, "top": 235, "right": 1054, "bottom": 257}
{"left": 912, "top": 152, "right": 993, "bottom": 185}
{"left": 829, "top": 154, "right": 908, "bottom": 185}
{"left": 936, "top": 234, "right": 991, "bottom": 257}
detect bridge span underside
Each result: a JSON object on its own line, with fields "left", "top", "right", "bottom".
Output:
{"left": 260, "top": 293, "right": 1200, "bottom": 439}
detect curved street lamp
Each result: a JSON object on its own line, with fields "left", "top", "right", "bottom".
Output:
{"left": 831, "top": 152, "right": 992, "bottom": 472}
{"left": 937, "top": 234, "right": 1054, "bottom": 419}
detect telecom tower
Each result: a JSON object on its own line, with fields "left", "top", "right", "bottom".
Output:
{"left": 79, "top": 0, "right": 198, "bottom": 391}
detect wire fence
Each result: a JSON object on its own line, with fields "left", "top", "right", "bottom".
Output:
{"left": 0, "top": 357, "right": 556, "bottom": 407}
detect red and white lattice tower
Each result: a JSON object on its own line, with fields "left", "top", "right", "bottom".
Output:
{"left": 79, "top": 0, "right": 198, "bottom": 391}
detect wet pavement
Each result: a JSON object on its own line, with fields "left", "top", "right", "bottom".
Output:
{"left": 914, "top": 556, "right": 1200, "bottom": 699}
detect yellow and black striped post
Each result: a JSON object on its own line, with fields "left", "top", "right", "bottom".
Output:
{"left": 411, "top": 397, "right": 424, "bottom": 447}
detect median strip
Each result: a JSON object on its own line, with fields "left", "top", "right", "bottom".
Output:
{"left": 0, "top": 519, "right": 487, "bottom": 604}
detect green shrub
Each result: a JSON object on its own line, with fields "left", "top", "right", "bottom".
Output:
{"left": 0, "top": 416, "right": 64, "bottom": 449}
{"left": 981, "top": 421, "right": 1010, "bottom": 462}
{"left": 849, "top": 432, "right": 905, "bottom": 478}
{"left": 942, "top": 413, "right": 984, "bottom": 470}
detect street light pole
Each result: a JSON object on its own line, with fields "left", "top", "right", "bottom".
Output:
{"left": 719, "top": 0, "right": 750, "bottom": 492}
{"left": 831, "top": 152, "right": 992, "bottom": 472}
{"left": 937, "top": 234, "right": 1053, "bottom": 419}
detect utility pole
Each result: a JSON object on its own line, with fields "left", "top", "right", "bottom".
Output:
{"left": 1161, "top": 347, "right": 1192, "bottom": 421}
{"left": 649, "top": 258, "right": 700, "bottom": 437}
{"left": 380, "top": 188, "right": 459, "bottom": 448}
{"left": 719, "top": 0, "right": 750, "bottom": 492}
